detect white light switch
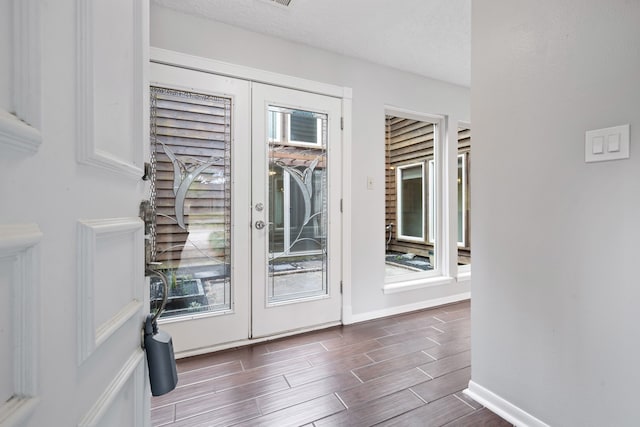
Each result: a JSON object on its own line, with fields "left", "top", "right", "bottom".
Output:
{"left": 592, "top": 136, "right": 604, "bottom": 154}
{"left": 585, "top": 124, "right": 630, "bottom": 163}
{"left": 607, "top": 134, "right": 620, "bottom": 152}
{"left": 367, "top": 176, "right": 374, "bottom": 190}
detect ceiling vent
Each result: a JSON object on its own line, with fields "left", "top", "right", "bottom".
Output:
{"left": 264, "top": 0, "right": 294, "bottom": 7}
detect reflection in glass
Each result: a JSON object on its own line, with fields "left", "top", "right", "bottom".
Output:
{"left": 149, "top": 86, "right": 232, "bottom": 318}
{"left": 267, "top": 106, "right": 328, "bottom": 303}
{"left": 457, "top": 126, "right": 471, "bottom": 266}
{"left": 384, "top": 115, "right": 437, "bottom": 278}
{"left": 457, "top": 154, "right": 465, "bottom": 246}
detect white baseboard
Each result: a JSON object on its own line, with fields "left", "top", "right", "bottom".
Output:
{"left": 343, "top": 292, "right": 470, "bottom": 325}
{"left": 464, "top": 381, "right": 550, "bottom": 427}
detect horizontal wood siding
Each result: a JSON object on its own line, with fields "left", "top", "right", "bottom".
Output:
{"left": 151, "top": 87, "right": 231, "bottom": 269}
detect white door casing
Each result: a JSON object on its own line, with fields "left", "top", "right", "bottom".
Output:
{"left": 0, "top": 1, "right": 150, "bottom": 426}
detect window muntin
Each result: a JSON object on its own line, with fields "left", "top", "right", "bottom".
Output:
{"left": 457, "top": 153, "right": 467, "bottom": 248}
{"left": 268, "top": 108, "right": 322, "bottom": 147}
{"left": 427, "top": 158, "right": 437, "bottom": 245}
{"left": 397, "top": 163, "right": 425, "bottom": 241}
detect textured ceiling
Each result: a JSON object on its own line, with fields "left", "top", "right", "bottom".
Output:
{"left": 152, "top": 0, "right": 471, "bottom": 87}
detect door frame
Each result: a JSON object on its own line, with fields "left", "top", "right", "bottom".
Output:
{"left": 150, "top": 47, "right": 353, "bottom": 357}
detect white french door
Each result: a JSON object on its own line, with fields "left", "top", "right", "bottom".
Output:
{"left": 149, "top": 64, "right": 342, "bottom": 354}
{"left": 251, "top": 83, "right": 343, "bottom": 338}
{"left": 148, "top": 63, "right": 251, "bottom": 355}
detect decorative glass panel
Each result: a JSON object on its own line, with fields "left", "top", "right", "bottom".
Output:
{"left": 267, "top": 106, "right": 328, "bottom": 303}
{"left": 149, "top": 86, "right": 232, "bottom": 318}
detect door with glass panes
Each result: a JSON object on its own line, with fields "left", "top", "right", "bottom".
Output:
{"left": 148, "top": 63, "right": 342, "bottom": 354}
{"left": 251, "top": 83, "right": 342, "bottom": 338}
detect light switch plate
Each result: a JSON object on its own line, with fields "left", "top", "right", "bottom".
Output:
{"left": 585, "top": 124, "right": 630, "bottom": 163}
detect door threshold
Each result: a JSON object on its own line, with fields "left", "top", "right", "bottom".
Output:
{"left": 174, "top": 320, "right": 342, "bottom": 359}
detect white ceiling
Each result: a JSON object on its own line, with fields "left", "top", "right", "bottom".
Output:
{"left": 152, "top": 0, "right": 471, "bottom": 87}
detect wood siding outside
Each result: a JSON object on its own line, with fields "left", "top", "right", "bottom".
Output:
{"left": 151, "top": 87, "right": 232, "bottom": 269}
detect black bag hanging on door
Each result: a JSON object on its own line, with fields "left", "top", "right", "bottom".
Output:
{"left": 143, "top": 269, "right": 178, "bottom": 396}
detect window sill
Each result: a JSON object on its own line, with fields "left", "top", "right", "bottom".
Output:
{"left": 383, "top": 275, "right": 455, "bottom": 294}
{"left": 457, "top": 271, "right": 471, "bottom": 283}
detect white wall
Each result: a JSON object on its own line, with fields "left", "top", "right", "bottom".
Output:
{"left": 151, "top": 5, "right": 471, "bottom": 318}
{"left": 472, "top": 1, "right": 640, "bottom": 425}
{"left": 0, "top": 0, "right": 11, "bottom": 111}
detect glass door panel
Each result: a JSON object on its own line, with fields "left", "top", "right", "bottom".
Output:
{"left": 267, "top": 106, "right": 328, "bottom": 303}
{"left": 150, "top": 86, "right": 232, "bottom": 318}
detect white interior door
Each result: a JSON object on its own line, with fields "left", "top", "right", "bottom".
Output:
{"left": 0, "top": 0, "right": 150, "bottom": 426}
{"left": 148, "top": 63, "right": 251, "bottom": 355}
{"left": 251, "top": 83, "right": 343, "bottom": 338}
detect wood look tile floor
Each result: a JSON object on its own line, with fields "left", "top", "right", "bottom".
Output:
{"left": 152, "top": 300, "right": 512, "bottom": 427}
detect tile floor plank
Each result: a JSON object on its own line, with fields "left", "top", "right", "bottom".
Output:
{"left": 239, "top": 394, "right": 345, "bottom": 427}
{"left": 419, "top": 350, "right": 471, "bottom": 379}
{"left": 442, "top": 407, "right": 513, "bottom": 426}
{"left": 336, "top": 368, "right": 430, "bottom": 408}
{"left": 352, "top": 350, "right": 435, "bottom": 382}
{"left": 170, "top": 399, "right": 260, "bottom": 427}
{"left": 285, "top": 353, "right": 372, "bottom": 387}
{"left": 173, "top": 375, "right": 289, "bottom": 420}
{"left": 256, "top": 373, "right": 361, "bottom": 415}
{"left": 315, "top": 389, "right": 424, "bottom": 427}
{"left": 411, "top": 367, "right": 471, "bottom": 403}
{"left": 376, "top": 394, "right": 475, "bottom": 427}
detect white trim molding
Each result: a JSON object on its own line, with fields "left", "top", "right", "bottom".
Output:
{"left": 77, "top": 350, "right": 146, "bottom": 427}
{"left": 12, "top": 0, "right": 41, "bottom": 130}
{"left": 0, "top": 110, "right": 41, "bottom": 154}
{"left": 151, "top": 47, "right": 352, "bottom": 100}
{"left": 77, "top": 218, "right": 144, "bottom": 364}
{"left": 383, "top": 275, "right": 456, "bottom": 294}
{"left": 0, "top": 224, "right": 42, "bottom": 426}
{"left": 343, "top": 292, "right": 470, "bottom": 325}
{"left": 464, "top": 381, "right": 551, "bottom": 427}
{"left": 75, "top": 0, "right": 147, "bottom": 178}
{"left": 0, "top": 0, "right": 42, "bottom": 154}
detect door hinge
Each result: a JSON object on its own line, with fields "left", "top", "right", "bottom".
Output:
{"left": 340, "top": 117, "right": 344, "bottom": 130}
{"left": 340, "top": 281, "right": 343, "bottom": 294}
{"left": 340, "top": 199, "right": 343, "bottom": 213}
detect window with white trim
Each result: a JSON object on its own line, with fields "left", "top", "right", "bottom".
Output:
{"left": 385, "top": 111, "right": 442, "bottom": 281}
{"left": 457, "top": 125, "right": 471, "bottom": 269}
